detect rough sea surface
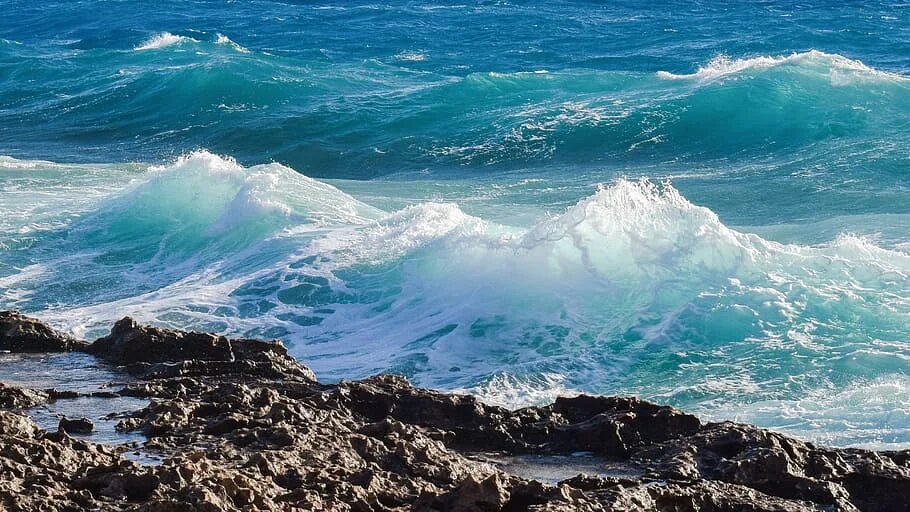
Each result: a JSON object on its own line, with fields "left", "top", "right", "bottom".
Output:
{"left": 1, "top": 1, "right": 909, "bottom": 448}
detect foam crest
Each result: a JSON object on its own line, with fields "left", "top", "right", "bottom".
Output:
{"left": 353, "top": 203, "right": 488, "bottom": 262}
{"left": 7, "top": 161, "right": 910, "bottom": 447}
{"left": 135, "top": 32, "right": 198, "bottom": 51}
{"left": 128, "top": 151, "right": 378, "bottom": 236}
{"left": 657, "top": 50, "right": 906, "bottom": 83}
{"left": 519, "top": 179, "right": 757, "bottom": 282}
{"left": 0, "top": 156, "right": 62, "bottom": 170}
{"left": 215, "top": 33, "right": 250, "bottom": 53}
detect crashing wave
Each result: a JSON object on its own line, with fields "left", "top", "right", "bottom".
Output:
{"left": 215, "top": 33, "right": 250, "bottom": 53}
{"left": 135, "top": 32, "right": 198, "bottom": 51}
{"left": 5, "top": 155, "right": 910, "bottom": 448}
{"left": 656, "top": 50, "right": 907, "bottom": 84}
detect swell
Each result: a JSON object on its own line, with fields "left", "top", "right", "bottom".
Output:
{"left": 1, "top": 48, "right": 908, "bottom": 177}
{"left": 0, "top": 152, "right": 379, "bottom": 311}
{"left": 134, "top": 32, "right": 198, "bottom": 51}
{"left": 2, "top": 153, "right": 909, "bottom": 446}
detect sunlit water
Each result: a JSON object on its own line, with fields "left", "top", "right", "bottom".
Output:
{"left": 1, "top": 1, "right": 909, "bottom": 449}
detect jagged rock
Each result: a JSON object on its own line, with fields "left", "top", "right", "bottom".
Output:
{"left": 439, "top": 473, "right": 511, "bottom": 511}
{"left": 340, "top": 375, "right": 700, "bottom": 457}
{"left": 0, "top": 314, "right": 908, "bottom": 512}
{"left": 59, "top": 416, "right": 95, "bottom": 434}
{"left": 0, "top": 382, "right": 49, "bottom": 408}
{"left": 73, "top": 465, "right": 160, "bottom": 501}
{"left": 88, "top": 317, "right": 316, "bottom": 382}
{"left": 0, "top": 310, "right": 87, "bottom": 352}
{"left": 0, "top": 410, "right": 121, "bottom": 511}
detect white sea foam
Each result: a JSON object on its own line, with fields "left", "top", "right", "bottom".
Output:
{"left": 0, "top": 155, "right": 62, "bottom": 170}
{"left": 215, "top": 33, "right": 250, "bottom": 53}
{"left": 393, "top": 50, "right": 427, "bottom": 62}
{"left": 6, "top": 155, "right": 910, "bottom": 448}
{"left": 698, "top": 374, "right": 910, "bottom": 450}
{"left": 135, "top": 32, "right": 198, "bottom": 51}
{"left": 657, "top": 50, "right": 907, "bottom": 84}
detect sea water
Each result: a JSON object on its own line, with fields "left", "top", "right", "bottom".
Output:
{"left": 1, "top": 1, "right": 909, "bottom": 449}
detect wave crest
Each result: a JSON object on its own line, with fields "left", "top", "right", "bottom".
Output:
{"left": 6, "top": 156, "right": 910, "bottom": 448}
{"left": 135, "top": 32, "right": 198, "bottom": 51}
{"left": 657, "top": 50, "right": 906, "bottom": 84}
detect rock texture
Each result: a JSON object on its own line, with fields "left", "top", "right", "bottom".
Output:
{"left": 0, "top": 382, "right": 49, "bottom": 409}
{"left": 0, "top": 310, "right": 87, "bottom": 352}
{"left": 0, "top": 311, "right": 908, "bottom": 511}
{"left": 59, "top": 417, "right": 95, "bottom": 435}
{"left": 88, "top": 317, "right": 316, "bottom": 382}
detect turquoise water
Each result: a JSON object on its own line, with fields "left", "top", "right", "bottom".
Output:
{"left": 2, "top": 2, "right": 909, "bottom": 448}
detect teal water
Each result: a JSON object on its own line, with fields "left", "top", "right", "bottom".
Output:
{"left": 1, "top": 1, "right": 909, "bottom": 448}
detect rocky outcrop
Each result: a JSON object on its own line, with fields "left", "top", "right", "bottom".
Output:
{"left": 342, "top": 375, "right": 701, "bottom": 456}
{"left": 0, "top": 382, "right": 49, "bottom": 408}
{"left": 87, "top": 317, "right": 316, "bottom": 382}
{"left": 0, "top": 310, "right": 87, "bottom": 352}
{"left": 0, "top": 312, "right": 908, "bottom": 511}
{"left": 0, "top": 409, "right": 168, "bottom": 510}
{"left": 59, "top": 417, "right": 95, "bottom": 435}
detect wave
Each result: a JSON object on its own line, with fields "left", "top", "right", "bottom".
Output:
{"left": 266, "top": 178, "right": 910, "bottom": 405}
{"left": 0, "top": 151, "right": 379, "bottom": 311}
{"left": 215, "top": 33, "right": 250, "bottom": 54}
{"left": 393, "top": 50, "right": 427, "bottom": 62}
{"left": 656, "top": 50, "right": 907, "bottom": 84}
{"left": 3, "top": 47, "right": 908, "bottom": 177}
{"left": 0, "top": 155, "right": 64, "bottom": 170}
{"left": 3, "top": 152, "right": 910, "bottom": 447}
{"left": 134, "top": 32, "right": 199, "bottom": 51}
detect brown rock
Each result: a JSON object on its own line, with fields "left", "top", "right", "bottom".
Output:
{"left": 0, "top": 310, "right": 87, "bottom": 352}
{"left": 87, "top": 317, "right": 316, "bottom": 382}
{"left": 0, "top": 382, "right": 49, "bottom": 409}
{"left": 59, "top": 417, "right": 95, "bottom": 435}
{"left": 0, "top": 314, "right": 908, "bottom": 512}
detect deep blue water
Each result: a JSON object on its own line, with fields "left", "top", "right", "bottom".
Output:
{"left": 1, "top": 1, "right": 909, "bottom": 448}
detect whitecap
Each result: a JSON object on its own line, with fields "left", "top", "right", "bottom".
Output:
{"left": 134, "top": 32, "right": 198, "bottom": 51}
{"left": 656, "top": 50, "right": 907, "bottom": 84}
{"left": 393, "top": 50, "right": 427, "bottom": 62}
{"left": 215, "top": 33, "right": 250, "bottom": 53}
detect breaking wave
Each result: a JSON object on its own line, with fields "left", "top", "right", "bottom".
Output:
{"left": 2, "top": 152, "right": 908, "bottom": 447}
{"left": 656, "top": 50, "right": 906, "bottom": 84}
{"left": 3, "top": 47, "right": 907, "bottom": 177}
{"left": 134, "top": 32, "right": 198, "bottom": 51}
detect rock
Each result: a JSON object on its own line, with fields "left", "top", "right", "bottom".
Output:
{"left": 340, "top": 375, "right": 700, "bottom": 456}
{"left": 87, "top": 317, "right": 316, "bottom": 382}
{"left": 0, "top": 382, "right": 49, "bottom": 408}
{"left": 1, "top": 314, "right": 909, "bottom": 511}
{"left": 59, "top": 416, "right": 95, "bottom": 435}
{"left": 0, "top": 410, "right": 120, "bottom": 511}
{"left": 73, "top": 465, "right": 160, "bottom": 501}
{"left": 440, "top": 474, "right": 511, "bottom": 511}
{"left": 549, "top": 395, "right": 701, "bottom": 456}
{"left": 0, "top": 310, "right": 87, "bottom": 352}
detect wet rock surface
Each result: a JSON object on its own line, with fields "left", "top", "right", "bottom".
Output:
{"left": 88, "top": 317, "right": 317, "bottom": 382}
{"left": 0, "top": 310, "right": 88, "bottom": 352}
{"left": 59, "top": 416, "right": 96, "bottom": 435}
{"left": 0, "top": 382, "right": 49, "bottom": 408}
{"left": 0, "top": 311, "right": 908, "bottom": 511}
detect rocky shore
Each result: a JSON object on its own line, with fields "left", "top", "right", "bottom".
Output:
{"left": 0, "top": 310, "right": 908, "bottom": 511}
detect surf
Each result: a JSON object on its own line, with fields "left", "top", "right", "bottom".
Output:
{"left": 3, "top": 0, "right": 910, "bottom": 450}
{"left": 1, "top": 46, "right": 907, "bottom": 178}
{"left": 2, "top": 152, "right": 909, "bottom": 447}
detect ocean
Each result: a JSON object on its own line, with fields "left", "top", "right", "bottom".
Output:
{"left": 1, "top": 1, "right": 909, "bottom": 449}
